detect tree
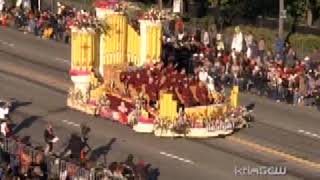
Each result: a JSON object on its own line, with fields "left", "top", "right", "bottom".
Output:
{"left": 306, "top": 0, "right": 320, "bottom": 26}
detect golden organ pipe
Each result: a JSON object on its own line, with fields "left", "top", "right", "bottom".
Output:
{"left": 83, "top": 31, "right": 89, "bottom": 69}
{"left": 153, "top": 26, "right": 157, "bottom": 60}
{"left": 118, "top": 16, "right": 122, "bottom": 63}
{"left": 113, "top": 15, "right": 117, "bottom": 64}
{"left": 124, "top": 17, "right": 128, "bottom": 63}
{"left": 108, "top": 16, "right": 112, "bottom": 58}
{"left": 146, "top": 26, "right": 150, "bottom": 62}
{"left": 118, "top": 16, "right": 122, "bottom": 52}
{"left": 155, "top": 26, "right": 159, "bottom": 61}
{"left": 74, "top": 31, "right": 79, "bottom": 68}
{"left": 148, "top": 26, "right": 152, "bottom": 62}
{"left": 152, "top": 26, "right": 156, "bottom": 61}
{"left": 117, "top": 15, "right": 121, "bottom": 64}
{"left": 88, "top": 32, "right": 93, "bottom": 70}
{"left": 156, "top": 26, "right": 162, "bottom": 61}
{"left": 151, "top": 26, "right": 155, "bottom": 62}
{"left": 128, "top": 26, "right": 131, "bottom": 63}
{"left": 71, "top": 31, "right": 75, "bottom": 68}
{"left": 153, "top": 26, "right": 157, "bottom": 61}
{"left": 79, "top": 31, "right": 83, "bottom": 69}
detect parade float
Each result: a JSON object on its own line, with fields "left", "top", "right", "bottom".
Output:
{"left": 67, "top": 0, "right": 249, "bottom": 138}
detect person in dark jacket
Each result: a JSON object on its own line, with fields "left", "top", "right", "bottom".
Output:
{"left": 43, "top": 123, "right": 56, "bottom": 154}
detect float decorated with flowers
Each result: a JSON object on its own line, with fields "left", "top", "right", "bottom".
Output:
{"left": 67, "top": 0, "right": 250, "bottom": 138}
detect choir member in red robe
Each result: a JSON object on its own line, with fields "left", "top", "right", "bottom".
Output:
{"left": 145, "top": 77, "right": 159, "bottom": 102}
{"left": 176, "top": 68, "right": 187, "bottom": 84}
{"left": 175, "top": 83, "right": 195, "bottom": 107}
{"left": 118, "top": 102, "right": 128, "bottom": 125}
{"left": 131, "top": 72, "right": 142, "bottom": 92}
{"left": 163, "top": 63, "right": 175, "bottom": 75}
{"left": 195, "top": 81, "right": 210, "bottom": 105}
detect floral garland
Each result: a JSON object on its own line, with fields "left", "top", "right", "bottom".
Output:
{"left": 139, "top": 8, "right": 166, "bottom": 21}
{"left": 154, "top": 106, "right": 249, "bottom": 134}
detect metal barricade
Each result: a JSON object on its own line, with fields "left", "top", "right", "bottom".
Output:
{"left": 0, "top": 138, "right": 126, "bottom": 180}
{"left": 46, "top": 155, "right": 61, "bottom": 179}
{"left": 75, "top": 167, "right": 91, "bottom": 180}
{"left": 5, "top": 137, "right": 19, "bottom": 155}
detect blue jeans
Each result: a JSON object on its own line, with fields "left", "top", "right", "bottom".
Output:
{"left": 293, "top": 92, "right": 299, "bottom": 105}
{"left": 277, "top": 87, "right": 285, "bottom": 101}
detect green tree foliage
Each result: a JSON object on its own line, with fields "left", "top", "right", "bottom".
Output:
{"left": 212, "top": 0, "right": 320, "bottom": 25}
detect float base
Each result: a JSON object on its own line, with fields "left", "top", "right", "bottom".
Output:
{"left": 67, "top": 98, "right": 96, "bottom": 115}
{"left": 154, "top": 128, "right": 234, "bottom": 138}
{"left": 133, "top": 123, "right": 154, "bottom": 133}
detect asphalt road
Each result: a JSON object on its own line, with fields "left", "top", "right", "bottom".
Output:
{"left": 0, "top": 27, "right": 320, "bottom": 179}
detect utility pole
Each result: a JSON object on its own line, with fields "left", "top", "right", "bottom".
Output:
{"left": 279, "top": 0, "right": 285, "bottom": 39}
{"left": 51, "top": 0, "right": 54, "bottom": 12}
{"left": 159, "top": 0, "right": 163, "bottom": 10}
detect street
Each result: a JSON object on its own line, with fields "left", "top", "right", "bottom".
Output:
{"left": 0, "top": 27, "right": 319, "bottom": 180}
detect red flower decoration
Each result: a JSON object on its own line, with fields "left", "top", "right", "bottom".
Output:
{"left": 69, "top": 69, "right": 91, "bottom": 76}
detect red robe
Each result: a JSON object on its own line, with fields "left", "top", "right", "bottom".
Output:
{"left": 146, "top": 82, "right": 159, "bottom": 101}
{"left": 178, "top": 86, "right": 194, "bottom": 107}
{"left": 195, "top": 85, "right": 210, "bottom": 105}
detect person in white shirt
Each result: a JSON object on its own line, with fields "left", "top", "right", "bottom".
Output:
{"left": 199, "top": 68, "right": 208, "bottom": 83}
{"left": 0, "top": 105, "right": 9, "bottom": 120}
{"left": 203, "top": 31, "right": 210, "bottom": 47}
{"left": 22, "top": 0, "right": 31, "bottom": 10}
{"left": 231, "top": 26, "right": 244, "bottom": 53}
{"left": 207, "top": 77, "right": 216, "bottom": 93}
{"left": 0, "top": 121, "right": 9, "bottom": 137}
{"left": 0, "top": 0, "right": 5, "bottom": 12}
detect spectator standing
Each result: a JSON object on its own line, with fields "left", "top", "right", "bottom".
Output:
{"left": 0, "top": 0, "right": 5, "bottom": 12}
{"left": 275, "top": 36, "right": 285, "bottom": 59}
{"left": 285, "top": 48, "right": 296, "bottom": 68}
{"left": 258, "top": 38, "right": 265, "bottom": 62}
{"left": 44, "top": 123, "right": 58, "bottom": 155}
{"left": 298, "top": 74, "right": 307, "bottom": 105}
{"left": 0, "top": 120, "right": 10, "bottom": 138}
{"left": 22, "top": 0, "right": 31, "bottom": 11}
{"left": 202, "top": 30, "right": 210, "bottom": 47}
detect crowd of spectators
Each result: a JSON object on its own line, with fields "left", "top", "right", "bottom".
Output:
{"left": 162, "top": 22, "right": 320, "bottom": 109}
{"left": 0, "top": 137, "right": 159, "bottom": 180}
{"left": 0, "top": 1, "right": 97, "bottom": 44}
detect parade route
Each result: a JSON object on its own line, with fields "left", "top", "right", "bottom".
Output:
{"left": 0, "top": 27, "right": 320, "bottom": 179}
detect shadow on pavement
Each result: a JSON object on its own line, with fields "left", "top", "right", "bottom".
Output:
{"left": 60, "top": 133, "right": 83, "bottom": 159}
{"left": 47, "top": 107, "right": 69, "bottom": 114}
{"left": 20, "top": 135, "right": 32, "bottom": 146}
{"left": 89, "top": 137, "right": 117, "bottom": 163}
{"left": 12, "top": 115, "right": 39, "bottom": 135}
{"left": 10, "top": 100, "right": 32, "bottom": 112}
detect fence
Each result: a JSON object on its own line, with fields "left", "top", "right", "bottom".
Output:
{"left": 0, "top": 137, "right": 108, "bottom": 180}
